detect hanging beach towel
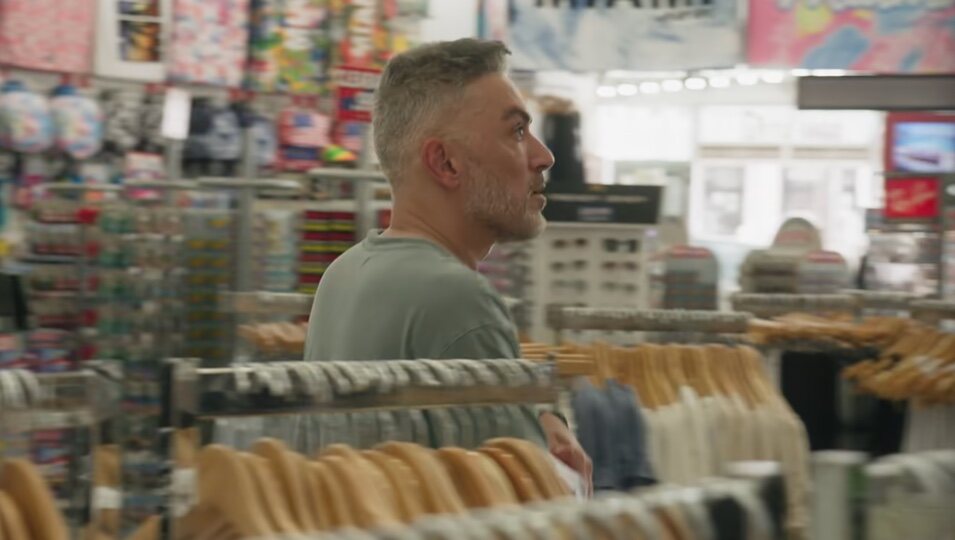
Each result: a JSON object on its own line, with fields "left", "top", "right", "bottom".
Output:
{"left": 50, "top": 85, "right": 105, "bottom": 160}
{"left": 0, "top": 0, "right": 95, "bottom": 73}
{"left": 168, "top": 0, "right": 251, "bottom": 87}
{"left": 0, "top": 82, "right": 55, "bottom": 154}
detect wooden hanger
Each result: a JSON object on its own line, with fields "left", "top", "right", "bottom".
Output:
{"left": 240, "top": 452, "right": 301, "bottom": 534}
{"left": 0, "top": 491, "right": 28, "bottom": 540}
{"left": 323, "top": 445, "right": 402, "bottom": 523}
{"left": 436, "top": 448, "right": 508, "bottom": 509}
{"left": 361, "top": 450, "right": 427, "bottom": 523}
{"left": 0, "top": 459, "right": 68, "bottom": 540}
{"left": 702, "top": 345, "right": 736, "bottom": 398}
{"left": 193, "top": 445, "right": 274, "bottom": 538}
{"left": 321, "top": 454, "right": 401, "bottom": 529}
{"left": 308, "top": 460, "right": 355, "bottom": 529}
{"left": 376, "top": 442, "right": 467, "bottom": 515}
{"left": 485, "top": 439, "right": 571, "bottom": 499}
{"left": 252, "top": 438, "right": 318, "bottom": 532}
{"left": 683, "top": 346, "right": 717, "bottom": 397}
{"left": 478, "top": 446, "right": 543, "bottom": 503}
{"left": 630, "top": 347, "right": 661, "bottom": 409}
{"left": 738, "top": 346, "right": 775, "bottom": 404}
{"left": 643, "top": 345, "right": 677, "bottom": 406}
{"left": 124, "top": 515, "right": 160, "bottom": 540}
{"left": 175, "top": 505, "right": 239, "bottom": 540}
{"left": 361, "top": 450, "right": 427, "bottom": 522}
{"left": 286, "top": 449, "right": 330, "bottom": 531}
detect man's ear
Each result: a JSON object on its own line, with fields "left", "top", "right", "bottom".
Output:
{"left": 421, "top": 138, "right": 462, "bottom": 189}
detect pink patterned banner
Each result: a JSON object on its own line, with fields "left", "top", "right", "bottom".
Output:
{"left": 748, "top": 1, "right": 955, "bottom": 73}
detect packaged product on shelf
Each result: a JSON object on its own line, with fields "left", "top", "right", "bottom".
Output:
{"left": 247, "top": 0, "right": 331, "bottom": 95}
{"left": 168, "top": 0, "right": 250, "bottom": 87}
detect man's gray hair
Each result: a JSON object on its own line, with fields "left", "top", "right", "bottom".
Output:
{"left": 373, "top": 39, "right": 510, "bottom": 186}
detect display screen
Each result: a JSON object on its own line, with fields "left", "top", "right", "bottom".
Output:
{"left": 891, "top": 121, "right": 955, "bottom": 173}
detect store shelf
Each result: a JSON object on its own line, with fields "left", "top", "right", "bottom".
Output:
{"left": 20, "top": 255, "right": 81, "bottom": 265}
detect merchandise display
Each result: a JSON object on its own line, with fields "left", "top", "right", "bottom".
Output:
{"left": 1, "top": 1, "right": 952, "bottom": 538}
{"left": 740, "top": 219, "right": 851, "bottom": 294}
{"left": 533, "top": 306, "right": 810, "bottom": 539}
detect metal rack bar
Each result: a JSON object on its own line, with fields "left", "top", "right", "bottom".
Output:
{"left": 548, "top": 307, "right": 753, "bottom": 335}
{"left": 167, "top": 358, "right": 558, "bottom": 422}
{"left": 0, "top": 369, "right": 116, "bottom": 431}
{"left": 730, "top": 293, "right": 856, "bottom": 318}
{"left": 911, "top": 300, "right": 955, "bottom": 324}
{"left": 843, "top": 290, "right": 923, "bottom": 313}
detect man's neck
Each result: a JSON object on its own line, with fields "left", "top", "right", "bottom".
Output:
{"left": 384, "top": 205, "right": 492, "bottom": 270}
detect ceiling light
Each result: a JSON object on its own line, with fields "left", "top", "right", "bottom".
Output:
{"left": 596, "top": 85, "right": 617, "bottom": 98}
{"left": 639, "top": 81, "right": 661, "bottom": 94}
{"left": 709, "top": 76, "right": 731, "bottom": 88}
{"left": 791, "top": 68, "right": 811, "bottom": 77}
{"left": 617, "top": 83, "right": 638, "bottom": 96}
{"left": 662, "top": 79, "right": 683, "bottom": 92}
{"left": 760, "top": 71, "right": 786, "bottom": 84}
{"left": 684, "top": 77, "right": 707, "bottom": 90}
{"left": 735, "top": 71, "right": 759, "bottom": 86}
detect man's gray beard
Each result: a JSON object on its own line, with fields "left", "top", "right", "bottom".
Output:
{"left": 463, "top": 169, "right": 545, "bottom": 242}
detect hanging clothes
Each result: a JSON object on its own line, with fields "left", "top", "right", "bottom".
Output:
{"left": 0, "top": 0, "right": 95, "bottom": 73}
{"left": 571, "top": 378, "right": 655, "bottom": 491}
{"left": 168, "top": 0, "right": 250, "bottom": 87}
{"left": 781, "top": 347, "right": 906, "bottom": 456}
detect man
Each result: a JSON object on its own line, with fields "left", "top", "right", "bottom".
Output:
{"left": 305, "top": 38, "right": 592, "bottom": 491}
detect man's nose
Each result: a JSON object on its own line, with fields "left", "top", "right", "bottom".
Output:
{"left": 529, "top": 133, "right": 555, "bottom": 173}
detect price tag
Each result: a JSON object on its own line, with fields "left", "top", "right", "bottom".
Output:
{"left": 171, "top": 468, "right": 197, "bottom": 517}
{"left": 92, "top": 486, "right": 121, "bottom": 510}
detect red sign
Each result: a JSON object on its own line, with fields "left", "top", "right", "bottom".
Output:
{"left": 335, "top": 66, "right": 380, "bottom": 123}
{"left": 884, "top": 176, "right": 940, "bottom": 221}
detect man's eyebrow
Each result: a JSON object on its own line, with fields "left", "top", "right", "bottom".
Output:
{"left": 502, "top": 107, "right": 531, "bottom": 124}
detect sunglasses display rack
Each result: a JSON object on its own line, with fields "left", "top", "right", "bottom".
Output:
{"left": 514, "top": 223, "right": 657, "bottom": 343}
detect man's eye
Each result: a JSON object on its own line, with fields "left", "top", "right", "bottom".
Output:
{"left": 515, "top": 126, "right": 527, "bottom": 139}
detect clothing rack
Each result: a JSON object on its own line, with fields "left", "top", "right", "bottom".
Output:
{"left": 548, "top": 306, "right": 752, "bottom": 342}
{"left": 730, "top": 293, "right": 856, "bottom": 318}
{"left": 164, "top": 358, "right": 558, "bottom": 424}
{"left": 844, "top": 290, "right": 923, "bottom": 313}
{"left": 911, "top": 300, "right": 955, "bottom": 325}
{"left": 160, "top": 357, "right": 558, "bottom": 539}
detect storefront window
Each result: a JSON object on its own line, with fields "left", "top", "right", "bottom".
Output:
{"left": 702, "top": 166, "right": 744, "bottom": 237}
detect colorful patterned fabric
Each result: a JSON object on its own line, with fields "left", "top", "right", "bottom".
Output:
{"left": 0, "top": 0, "right": 95, "bottom": 73}
{"left": 0, "top": 84, "right": 55, "bottom": 154}
{"left": 247, "top": 0, "right": 331, "bottom": 95}
{"left": 168, "top": 0, "right": 250, "bottom": 87}
{"left": 51, "top": 89, "right": 105, "bottom": 160}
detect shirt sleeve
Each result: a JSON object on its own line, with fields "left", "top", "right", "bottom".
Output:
{"left": 437, "top": 323, "right": 520, "bottom": 360}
